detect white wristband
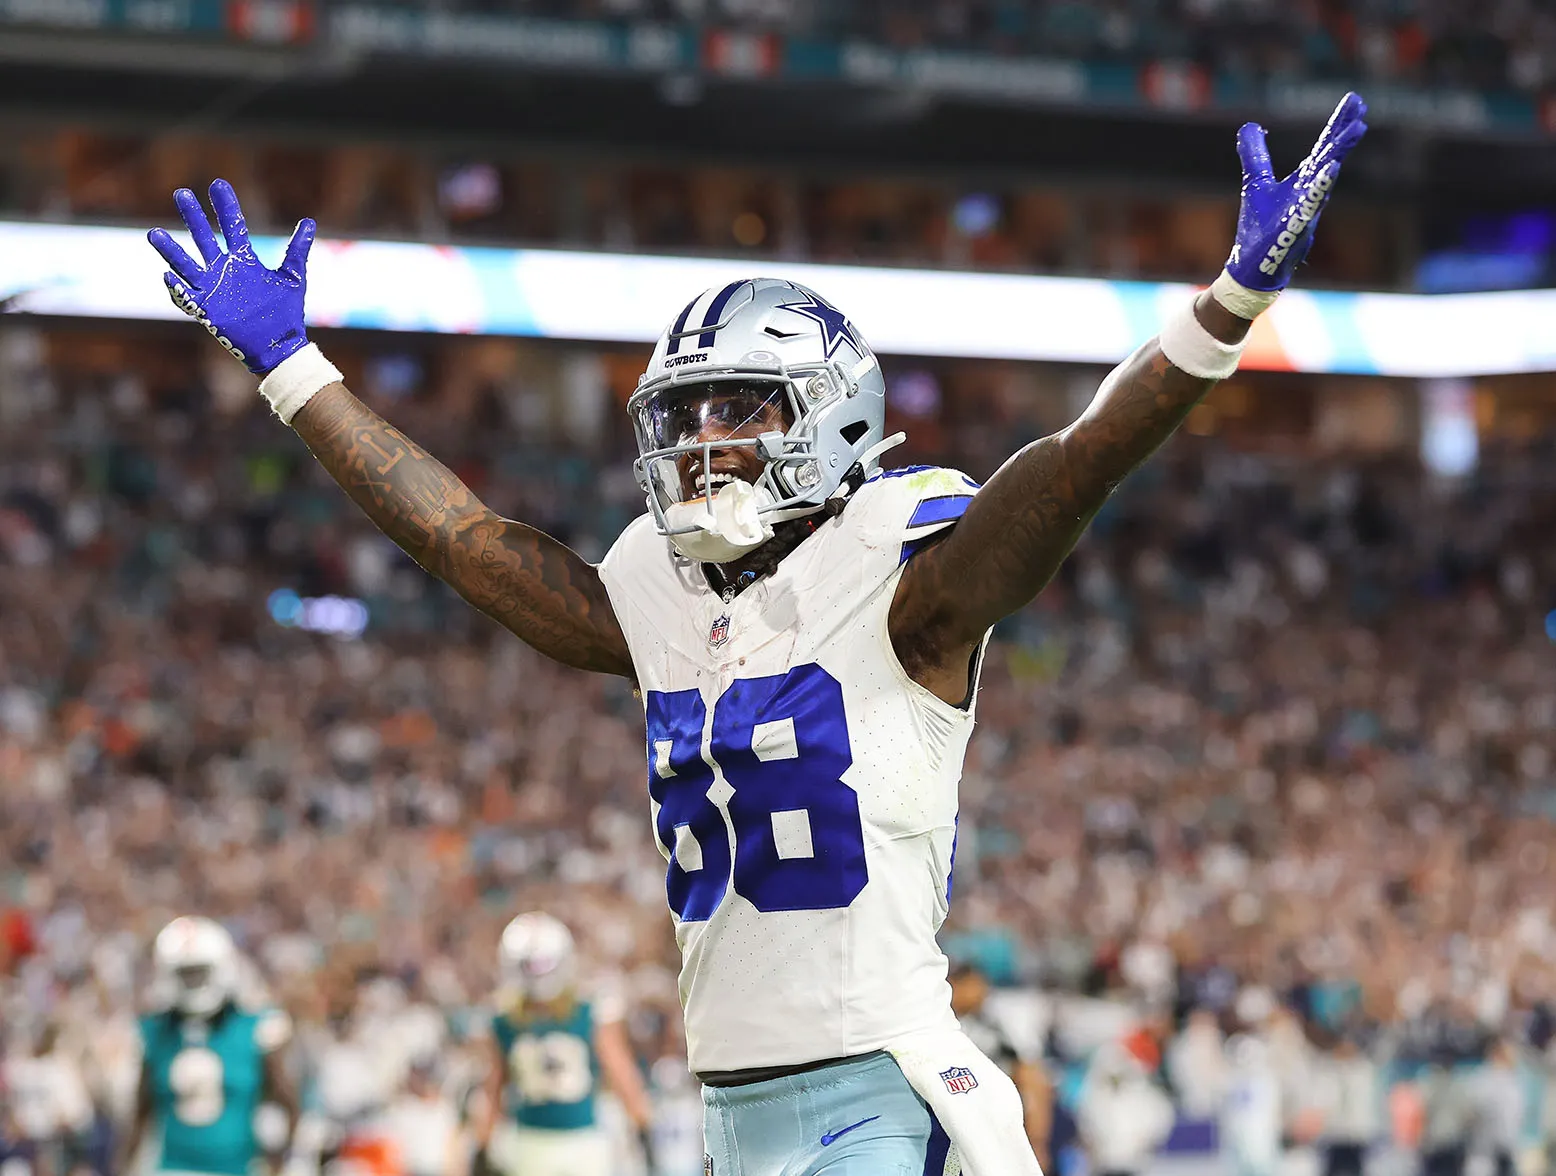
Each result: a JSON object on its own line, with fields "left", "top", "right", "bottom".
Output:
{"left": 258, "top": 343, "right": 343, "bottom": 425}
{"left": 1210, "top": 270, "right": 1281, "bottom": 320}
{"left": 1158, "top": 297, "right": 1246, "bottom": 381}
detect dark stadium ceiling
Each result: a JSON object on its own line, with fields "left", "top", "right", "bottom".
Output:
{"left": 0, "top": 33, "right": 1552, "bottom": 209}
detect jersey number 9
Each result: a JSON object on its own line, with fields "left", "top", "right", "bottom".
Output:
{"left": 169, "top": 1047, "right": 226, "bottom": 1126}
{"left": 646, "top": 663, "right": 868, "bottom": 921}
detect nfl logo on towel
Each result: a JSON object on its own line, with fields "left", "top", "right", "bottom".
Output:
{"left": 708, "top": 613, "right": 731, "bottom": 648}
{"left": 940, "top": 1066, "right": 978, "bottom": 1094}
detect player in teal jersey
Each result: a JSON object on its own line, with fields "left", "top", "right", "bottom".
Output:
{"left": 119, "top": 918, "right": 297, "bottom": 1176}
{"left": 475, "top": 913, "right": 653, "bottom": 1176}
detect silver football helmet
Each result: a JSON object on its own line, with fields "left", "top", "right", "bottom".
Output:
{"left": 629, "top": 278, "right": 896, "bottom": 562}
{"left": 498, "top": 912, "right": 575, "bottom": 1003}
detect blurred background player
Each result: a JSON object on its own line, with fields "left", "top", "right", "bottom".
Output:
{"left": 1219, "top": 1034, "right": 1284, "bottom": 1176}
{"left": 119, "top": 918, "right": 296, "bottom": 1176}
{"left": 1075, "top": 1040, "right": 1175, "bottom": 1176}
{"left": 1308, "top": 1030, "right": 1380, "bottom": 1176}
{"left": 378, "top": 1055, "right": 465, "bottom": 1176}
{"left": 475, "top": 913, "right": 651, "bottom": 1176}
{"left": 0, "top": 1018, "right": 94, "bottom": 1176}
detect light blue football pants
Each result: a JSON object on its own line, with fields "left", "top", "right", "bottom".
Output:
{"left": 701, "top": 1051, "right": 956, "bottom": 1176}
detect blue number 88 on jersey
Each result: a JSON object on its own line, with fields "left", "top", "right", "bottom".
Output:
{"left": 646, "top": 664, "right": 869, "bottom": 920}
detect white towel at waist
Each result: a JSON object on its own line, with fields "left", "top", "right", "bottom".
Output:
{"left": 888, "top": 1027, "right": 1045, "bottom": 1176}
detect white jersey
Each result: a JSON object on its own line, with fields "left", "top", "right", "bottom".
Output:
{"left": 598, "top": 465, "right": 985, "bottom": 1074}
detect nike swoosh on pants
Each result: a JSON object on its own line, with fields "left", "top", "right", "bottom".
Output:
{"left": 819, "top": 1115, "right": 881, "bottom": 1146}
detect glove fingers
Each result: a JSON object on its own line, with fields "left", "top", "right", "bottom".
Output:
{"left": 174, "top": 187, "right": 224, "bottom": 267}
{"left": 1304, "top": 118, "right": 1368, "bottom": 185}
{"left": 1322, "top": 119, "right": 1369, "bottom": 169}
{"left": 148, "top": 228, "right": 205, "bottom": 285}
{"left": 1236, "top": 122, "right": 1274, "bottom": 187}
{"left": 1321, "top": 91, "right": 1369, "bottom": 141}
{"left": 209, "top": 178, "right": 252, "bottom": 253}
{"left": 1306, "top": 93, "right": 1369, "bottom": 172}
{"left": 280, "top": 218, "right": 317, "bottom": 282}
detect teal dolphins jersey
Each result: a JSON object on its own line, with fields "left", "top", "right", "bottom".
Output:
{"left": 490, "top": 999, "right": 601, "bottom": 1131}
{"left": 140, "top": 1006, "right": 289, "bottom": 1174}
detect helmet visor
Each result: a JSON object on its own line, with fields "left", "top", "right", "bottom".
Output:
{"left": 639, "top": 381, "right": 793, "bottom": 451}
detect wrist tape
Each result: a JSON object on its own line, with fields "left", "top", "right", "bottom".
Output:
{"left": 1210, "top": 269, "right": 1282, "bottom": 319}
{"left": 258, "top": 343, "right": 342, "bottom": 425}
{"left": 1158, "top": 298, "right": 1247, "bottom": 381}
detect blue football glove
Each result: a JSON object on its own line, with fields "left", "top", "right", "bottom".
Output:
{"left": 147, "top": 179, "right": 316, "bottom": 376}
{"left": 1225, "top": 91, "right": 1368, "bottom": 293}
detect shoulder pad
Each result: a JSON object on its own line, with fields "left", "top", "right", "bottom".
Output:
{"left": 854, "top": 465, "right": 980, "bottom": 563}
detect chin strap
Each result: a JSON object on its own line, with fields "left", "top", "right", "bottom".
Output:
{"left": 857, "top": 431, "right": 908, "bottom": 473}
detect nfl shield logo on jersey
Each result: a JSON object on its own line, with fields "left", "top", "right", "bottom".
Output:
{"left": 940, "top": 1066, "right": 979, "bottom": 1094}
{"left": 708, "top": 613, "right": 731, "bottom": 648}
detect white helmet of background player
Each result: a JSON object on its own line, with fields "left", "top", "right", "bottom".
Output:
{"left": 154, "top": 916, "right": 238, "bottom": 1018}
{"left": 629, "top": 277, "right": 896, "bottom": 563}
{"left": 499, "top": 912, "right": 575, "bottom": 1003}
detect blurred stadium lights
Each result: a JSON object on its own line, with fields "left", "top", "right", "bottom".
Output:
{"left": 435, "top": 163, "right": 504, "bottom": 223}
{"left": 5, "top": 219, "right": 1556, "bottom": 379}
{"left": 266, "top": 588, "right": 370, "bottom": 640}
{"left": 951, "top": 193, "right": 1002, "bottom": 238}
{"left": 1420, "top": 379, "right": 1480, "bottom": 477}
{"left": 887, "top": 370, "right": 943, "bottom": 420}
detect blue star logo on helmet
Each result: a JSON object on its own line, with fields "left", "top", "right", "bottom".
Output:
{"left": 777, "top": 293, "right": 862, "bottom": 359}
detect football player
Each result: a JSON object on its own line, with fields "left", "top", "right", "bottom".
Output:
{"left": 148, "top": 92, "right": 1367, "bottom": 1174}
{"left": 474, "top": 913, "right": 652, "bottom": 1176}
{"left": 120, "top": 917, "right": 297, "bottom": 1176}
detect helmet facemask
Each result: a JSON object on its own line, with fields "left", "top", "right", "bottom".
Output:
{"left": 173, "top": 964, "right": 221, "bottom": 1016}
{"left": 502, "top": 951, "right": 575, "bottom": 1004}
{"left": 631, "top": 368, "right": 852, "bottom": 563}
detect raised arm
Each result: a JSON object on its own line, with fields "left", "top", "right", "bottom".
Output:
{"left": 289, "top": 384, "right": 630, "bottom": 675}
{"left": 146, "top": 181, "right": 632, "bottom": 678}
{"left": 893, "top": 295, "right": 1244, "bottom": 655}
{"left": 892, "top": 93, "right": 1368, "bottom": 701}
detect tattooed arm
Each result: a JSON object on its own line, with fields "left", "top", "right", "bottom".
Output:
{"left": 889, "top": 293, "right": 1250, "bottom": 703}
{"left": 142, "top": 183, "right": 630, "bottom": 676}
{"left": 888, "top": 95, "right": 1368, "bottom": 704}
{"left": 290, "top": 384, "right": 633, "bottom": 677}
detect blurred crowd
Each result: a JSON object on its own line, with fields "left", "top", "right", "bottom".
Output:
{"left": 0, "top": 126, "right": 1399, "bottom": 288}
{"left": 2, "top": 321, "right": 1556, "bottom": 1175}
{"left": 319, "top": 0, "right": 1556, "bottom": 95}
